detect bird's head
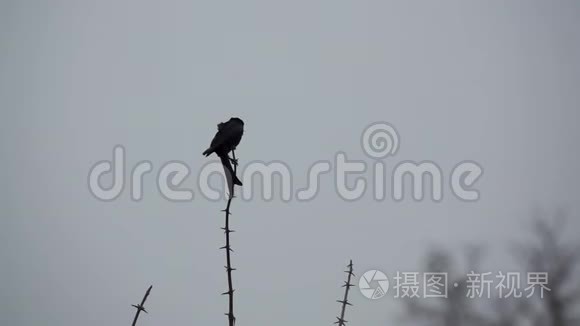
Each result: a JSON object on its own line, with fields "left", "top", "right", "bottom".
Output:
{"left": 230, "top": 117, "right": 244, "bottom": 125}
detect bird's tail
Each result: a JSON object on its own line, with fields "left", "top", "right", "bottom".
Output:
{"left": 220, "top": 155, "right": 243, "bottom": 186}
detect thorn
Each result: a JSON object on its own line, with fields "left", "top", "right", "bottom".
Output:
{"left": 219, "top": 245, "right": 234, "bottom": 252}
{"left": 337, "top": 300, "right": 353, "bottom": 306}
{"left": 225, "top": 312, "right": 236, "bottom": 325}
{"left": 221, "top": 289, "right": 235, "bottom": 295}
{"left": 132, "top": 304, "right": 147, "bottom": 313}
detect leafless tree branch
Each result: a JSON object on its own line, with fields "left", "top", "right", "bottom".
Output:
{"left": 221, "top": 150, "right": 239, "bottom": 326}
{"left": 335, "top": 260, "right": 354, "bottom": 326}
{"left": 131, "top": 285, "right": 152, "bottom": 326}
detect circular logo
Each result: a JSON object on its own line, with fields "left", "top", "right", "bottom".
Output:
{"left": 359, "top": 270, "right": 389, "bottom": 299}
{"left": 361, "top": 122, "right": 399, "bottom": 159}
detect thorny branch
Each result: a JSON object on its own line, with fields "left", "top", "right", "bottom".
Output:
{"left": 335, "top": 260, "right": 354, "bottom": 326}
{"left": 131, "top": 285, "right": 152, "bottom": 326}
{"left": 221, "top": 150, "right": 239, "bottom": 326}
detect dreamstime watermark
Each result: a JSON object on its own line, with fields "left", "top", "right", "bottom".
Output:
{"left": 88, "top": 122, "right": 483, "bottom": 202}
{"left": 357, "top": 270, "right": 551, "bottom": 300}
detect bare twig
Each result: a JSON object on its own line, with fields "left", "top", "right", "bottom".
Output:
{"left": 335, "top": 260, "right": 354, "bottom": 326}
{"left": 220, "top": 150, "right": 239, "bottom": 326}
{"left": 131, "top": 285, "right": 152, "bottom": 326}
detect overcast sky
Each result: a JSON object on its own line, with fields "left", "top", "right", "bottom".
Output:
{"left": 1, "top": 1, "right": 579, "bottom": 325}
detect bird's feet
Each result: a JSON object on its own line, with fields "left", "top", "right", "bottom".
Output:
{"left": 229, "top": 157, "right": 238, "bottom": 166}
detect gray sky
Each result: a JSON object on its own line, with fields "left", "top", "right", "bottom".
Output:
{"left": 1, "top": 1, "right": 579, "bottom": 325}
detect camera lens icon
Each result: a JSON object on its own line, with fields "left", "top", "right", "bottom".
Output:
{"left": 359, "top": 270, "right": 389, "bottom": 300}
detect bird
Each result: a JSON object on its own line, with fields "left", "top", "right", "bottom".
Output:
{"left": 203, "top": 117, "right": 244, "bottom": 187}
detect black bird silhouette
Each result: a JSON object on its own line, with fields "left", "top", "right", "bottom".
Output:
{"left": 203, "top": 117, "right": 244, "bottom": 187}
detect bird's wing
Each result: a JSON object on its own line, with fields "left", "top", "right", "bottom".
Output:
{"left": 210, "top": 121, "right": 243, "bottom": 148}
